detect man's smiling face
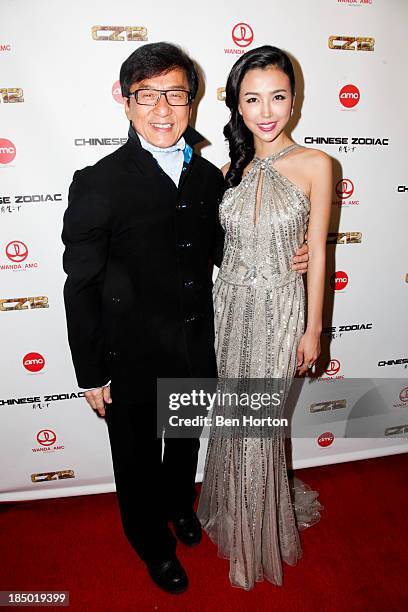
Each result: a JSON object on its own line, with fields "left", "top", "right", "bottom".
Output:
{"left": 124, "top": 68, "right": 192, "bottom": 148}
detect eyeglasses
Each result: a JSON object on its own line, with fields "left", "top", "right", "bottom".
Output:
{"left": 128, "top": 89, "right": 191, "bottom": 106}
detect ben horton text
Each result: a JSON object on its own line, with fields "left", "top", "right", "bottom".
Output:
{"left": 167, "top": 389, "right": 288, "bottom": 428}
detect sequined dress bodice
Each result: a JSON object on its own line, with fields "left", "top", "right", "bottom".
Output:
{"left": 218, "top": 144, "right": 310, "bottom": 289}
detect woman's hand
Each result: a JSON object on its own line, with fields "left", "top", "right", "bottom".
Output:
{"left": 296, "top": 330, "right": 321, "bottom": 376}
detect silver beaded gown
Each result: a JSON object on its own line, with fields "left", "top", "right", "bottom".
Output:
{"left": 197, "top": 144, "right": 323, "bottom": 590}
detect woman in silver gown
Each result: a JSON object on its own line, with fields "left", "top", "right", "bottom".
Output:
{"left": 198, "top": 46, "right": 331, "bottom": 590}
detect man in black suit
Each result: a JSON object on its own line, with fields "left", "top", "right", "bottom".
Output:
{"left": 62, "top": 42, "right": 308, "bottom": 594}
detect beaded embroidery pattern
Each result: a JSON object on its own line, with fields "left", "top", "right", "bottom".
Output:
{"left": 198, "top": 144, "right": 323, "bottom": 590}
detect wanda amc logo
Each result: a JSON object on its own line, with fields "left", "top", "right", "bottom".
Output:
{"left": 0, "top": 138, "right": 16, "bottom": 164}
{"left": 399, "top": 387, "right": 408, "bottom": 403}
{"left": 36, "top": 429, "right": 56, "bottom": 447}
{"left": 325, "top": 359, "right": 341, "bottom": 376}
{"left": 232, "top": 23, "right": 254, "bottom": 47}
{"left": 317, "top": 432, "right": 334, "bottom": 447}
{"left": 339, "top": 84, "right": 360, "bottom": 108}
{"left": 112, "top": 80, "right": 124, "bottom": 104}
{"left": 6, "top": 240, "right": 28, "bottom": 262}
{"left": 336, "top": 178, "right": 354, "bottom": 199}
{"left": 23, "top": 352, "right": 45, "bottom": 373}
{"left": 330, "top": 271, "right": 349, "bottom": 291}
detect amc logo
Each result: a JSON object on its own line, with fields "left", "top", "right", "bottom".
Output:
{"left": 310, "top": 399, "right": 346, "bottom": 413}
{"left": 111, "top": 80, "right": 124, "bottom": 104}
{"left": 0, "top": 138, "right": 16, "bottom": 164}
{"left": 317, "top": 432, "right": 334, "bottom": 447}
{"left": 23, "top": 352, "right": 45, "bottom": 373}
{"left": 339, "top": 84, "right": 360, "bottom": 108}
{"left": 91, "top": 26, "right": 147, "bottom": 41}
{"left": 328, "top": 36, "right": 375, "bottom": 51}
{"left": 0, "top": 88, "right": 24, "bottom": 103}
{"left": 0, "top": 44, "right": 11, "bottom": 52}
{"left": 330, "top": 271, "right": 349, "bottom": 291}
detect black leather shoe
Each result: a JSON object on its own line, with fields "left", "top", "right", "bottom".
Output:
{"left": 172, "top": 513, "right": 202, "bottom": 546}
{"left": 147, "top": 557, "right": 188, "bottom": 594}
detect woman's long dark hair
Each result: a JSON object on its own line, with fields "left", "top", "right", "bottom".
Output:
{"left": 224, "top": 46, "right": 296, "bottom": 189}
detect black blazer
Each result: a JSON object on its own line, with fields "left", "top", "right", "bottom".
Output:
{"left": 62, "top": 127, "right": 225, "bottom": 395}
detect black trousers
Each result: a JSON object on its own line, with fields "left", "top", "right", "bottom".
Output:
{"left": 105, "top": 394, "right": 200, "bottom": 564}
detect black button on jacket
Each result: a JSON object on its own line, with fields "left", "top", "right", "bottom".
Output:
{"left": 62, "top": 127, "right": 225, "bottom": 395}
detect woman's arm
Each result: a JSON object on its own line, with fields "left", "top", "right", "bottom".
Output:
{"left": 297, "top": 151, "right": 332, "bottom": 375}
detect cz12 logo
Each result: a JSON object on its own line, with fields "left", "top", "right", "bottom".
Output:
{"left": 328, "top": 36, "right": 375, "bottom": 51}
{"left": 385, "top": 424, "right": 408, "bottom": 436}
{"left": 0, "top": 296, "right": 49, "bottom": 311}
{"left": 0, "top": 88, "right": 24, "bottom": 103}
{"left": 31, "top": 470, "right": 75, "bottom": 482}
{"left": 310, "top": 399, "right": 347, "bottom": 413}
{"left": 327, "top": 232, "right": 362, "bottom": 244}
{"left": 91, "top": 26, "right": 147, "bottom": 41}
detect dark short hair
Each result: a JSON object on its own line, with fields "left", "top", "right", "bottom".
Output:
{"left": 120, "top": 42, "right": 199, "bottom": 99}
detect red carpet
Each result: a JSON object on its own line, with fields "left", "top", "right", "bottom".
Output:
{"left": 1, "top": 453, "right": 407, "bottom": 612}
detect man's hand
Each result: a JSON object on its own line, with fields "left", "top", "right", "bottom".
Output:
{"left": 84, "top": 385, "right": 112, "bottom": 417}
{"left": 292, "top": 235, "right": 309, "bottom": 274}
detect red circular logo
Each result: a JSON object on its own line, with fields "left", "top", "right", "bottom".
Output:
{"left": 37, "top": 429, "right": 56, "bottom": 446}
{"left": 317, "top": 432, "right": 334, "bottom": 447}
{"left": 112, "top": 80, "right": 124, "bottom": 104}
{"left": 399, "top": 387, "right": 408, "bottom": 403}
{"left": 330, "top": 271, "right": 348, "bottom": 291}
{"left": 23, "top": 352, "right": 45, "bottom": 373}
{"left": 325, "top": 359, "right": 341, "bottom": 376}
{"left": 339, "top": 84, "right": 360, "bottom": 108}
{"left": 232, "top": 23, "right": 254, "bottom": 48}
{"left": 6, "top": 240, "right": 28, "bottom": 262}
{"left": 0, "top": 138, "right": 16, "bottom": 164}
{"left": 335, "top": 178, "right": 354, "bottom": 199}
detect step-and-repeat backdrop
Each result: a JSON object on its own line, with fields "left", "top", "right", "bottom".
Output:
{"left": 1, "top": 0, "right": 407, "bottom": 501}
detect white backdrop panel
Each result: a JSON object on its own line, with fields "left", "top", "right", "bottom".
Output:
{"left": 0, "top": 0, "right": 407, "bottom": 500}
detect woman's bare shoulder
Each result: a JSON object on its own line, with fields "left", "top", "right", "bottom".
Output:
{"left": 293, "top": 146, "right": 331, "bottom": 181}
{"left": 297, "top": 145, "right": 331, "bottom": 166}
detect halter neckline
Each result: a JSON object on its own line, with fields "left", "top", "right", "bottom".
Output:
{"left": 253, "top": 143, "right": 299, "bottom": 163}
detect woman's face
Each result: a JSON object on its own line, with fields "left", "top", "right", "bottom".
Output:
{"left": 238, "top": 66, "right": 293, "bottom": 147}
